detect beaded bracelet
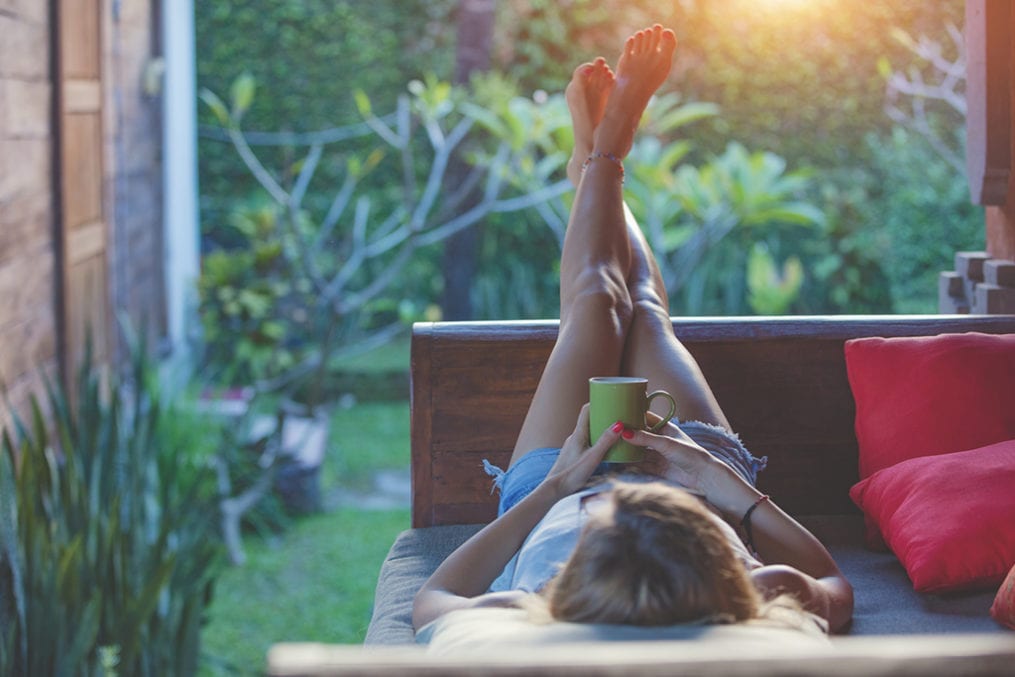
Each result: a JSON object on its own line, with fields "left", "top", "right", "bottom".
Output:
{"left": 740, "top": 493, "right": 770, "bottom": 556}
{"left": 580, "top": 151, "right": 625, "bottom": 183}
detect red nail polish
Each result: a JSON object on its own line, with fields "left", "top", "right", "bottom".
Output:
{"left": 611, "top": 421, "right": 624, "bottom": 433}
{"left": 622, "top": 429, "right": 634, "bottom": 440}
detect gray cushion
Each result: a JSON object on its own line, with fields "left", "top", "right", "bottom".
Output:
{"left": 364, "top": 524, "right": 481, "bottom": 645}
{"left": 365, "top": 515, "right": 1004, "bottom": 645}
{"left": 802, "top": 516, "right": 1001, "bottom": 635}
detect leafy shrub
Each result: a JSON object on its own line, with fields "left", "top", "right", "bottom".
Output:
{"left": 196, "top": 0, "right": 456, "bottom": 222}
{"left": 854, "top": 126, "right": 983, "bottom": 313}
{"left": 668, "top": 1, "right": 965, "bottom": 167}
{"left": 0, "top": 339, "right": 223, "bottom": 676}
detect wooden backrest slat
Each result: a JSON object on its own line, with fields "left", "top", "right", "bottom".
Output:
{"left": 411, "top": 316, "right": 1015, "bottom": 527}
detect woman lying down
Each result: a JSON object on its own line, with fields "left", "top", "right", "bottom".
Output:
{"left": 412, "top": 24, "right": 853, "bottom": 653}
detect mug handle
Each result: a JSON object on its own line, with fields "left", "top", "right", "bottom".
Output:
{"left": 646, "top": 391, "right": 677, "bottom": 432}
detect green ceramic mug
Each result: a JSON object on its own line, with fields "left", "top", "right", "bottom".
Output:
{"left": 589, "top": 377, "right": 677, "bottom": 462}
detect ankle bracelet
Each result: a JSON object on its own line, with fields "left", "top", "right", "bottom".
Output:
{"left": 581, "top": 151, "right": 625, "bottom": 183}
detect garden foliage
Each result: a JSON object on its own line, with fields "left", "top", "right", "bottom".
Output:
{"left": 196, "top": 0, "right": 979, "bottom": 336}
{"left": 0, "top": 337, "right": 222, "bottom": 676}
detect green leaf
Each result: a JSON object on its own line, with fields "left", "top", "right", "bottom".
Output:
{"left": 744, "top": 203, "right": 826, "bottom": 227}
{"left": 353, "top": 89, "right": 372, "bottom": 118}
{"left": 876, "top": 56, "right": 893, "bottom": 79}
{"left": 653, "top": 101, "right": 720, "bottom": 134}
{"left": 62, "top": 594, "right": 100, "bottom": 668}
{"left": 230, "top": 72, "right": 256, "bottom": 120}
{"left": 460, "top": 101, "right": 507, "bottom": 137}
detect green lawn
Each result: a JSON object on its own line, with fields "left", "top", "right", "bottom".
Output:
{"left": 326, "top": 401, "right": 411, "bottom": 491}
{"left": 331, "top": 335, "right": 411, "bottom": 373}
{"left": 199, "top": 400, "right": 411, "bottom": 676}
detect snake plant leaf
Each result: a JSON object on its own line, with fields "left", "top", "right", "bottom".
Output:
{"left": 119, "top": 555, "right": 176, "bottom": 667}
{"left": 3, "top": 323, "right": 223, "bottom": 673}
{"left": 59, "top": 593, "right": 100, "bottom": 673}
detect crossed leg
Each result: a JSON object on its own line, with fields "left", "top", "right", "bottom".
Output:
{"left": 510, "top": 25, "right": 679, "bottom": 465}
{"left": 509, "top": 57, "right": 629, "bottom": 464}
{"left": 621, "top": 205, "right": 730, "bottom": 429}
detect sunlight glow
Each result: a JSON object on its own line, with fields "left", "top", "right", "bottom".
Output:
{"left": 749, "top": 0, "right": 831, "bottom": 15}
{"left": 725, "top": 0, "right": 839, "bottom": 25}
{"left": 756, "top": 0, "right": 816, "bottom": 7}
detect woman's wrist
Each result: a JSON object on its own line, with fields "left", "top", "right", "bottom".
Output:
{"left": 533, "top": 475, "right": 572, "bottom": 509}
{"left": 699, "top": 460, "right": 763, "bottom": 518}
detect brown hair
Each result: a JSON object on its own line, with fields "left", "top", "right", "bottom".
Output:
{"left": 542, "top": 481, "right": 762, "bottom": 626}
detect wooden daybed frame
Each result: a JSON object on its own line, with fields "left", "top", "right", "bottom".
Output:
{"left": 270, "top": 315, "right": 1015, "bottom": 676}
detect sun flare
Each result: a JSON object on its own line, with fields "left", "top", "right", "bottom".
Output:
{"left": 729, "top": 0, "right": 836, "bottom": 22}
{"left": 750, "top": 0, "right": 831, "bottom": 14}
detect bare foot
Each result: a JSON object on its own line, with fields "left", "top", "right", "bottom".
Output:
{"left": 592, "top": 24, "right": 677, "bottom": 162}
{"left": 565, "top": 57, "right": 615, "bottom": 186}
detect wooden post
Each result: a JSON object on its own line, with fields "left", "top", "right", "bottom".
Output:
{"left": 943, "top": 0, "right": 1015, "bottom": 313}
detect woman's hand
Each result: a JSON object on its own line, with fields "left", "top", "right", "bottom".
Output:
{"left": 543, "top": 404, "right": 623, "bottom": 499}
{"left": 625, "top": 425, "right": 722, "bottom": 492}
{"left": 414, "top": 404, "right": 621, "bottom": 631}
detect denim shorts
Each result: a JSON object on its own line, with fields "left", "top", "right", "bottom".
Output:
{"left": 483, "top": 420, "right": 767, "bottom": 516}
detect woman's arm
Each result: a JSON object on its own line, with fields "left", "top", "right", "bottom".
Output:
{"left": 625, "top": 427, "right": 855, "bottom": 633}
{"left": 412, "top": 406, "right": 623, "bottom": 632}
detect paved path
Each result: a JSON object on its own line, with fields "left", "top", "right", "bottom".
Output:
{"left": 325, "top": 469, "right": 411, "bottom": 511}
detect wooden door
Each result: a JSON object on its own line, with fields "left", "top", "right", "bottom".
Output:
{"left": 55, "top": 0, "right": 110, "bottom": 381}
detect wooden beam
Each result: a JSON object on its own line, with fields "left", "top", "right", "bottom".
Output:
{"left": 965, "top": 0, "right": 1012, "bottom": 206}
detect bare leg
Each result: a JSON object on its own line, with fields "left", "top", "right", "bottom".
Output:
{"left": 621, "top": 206, "right": 731, "bottom": 428}
{"left": 565, "top": 57, "right": 614, "bottom": 187}
{"left": 510, "top": 26, "right": 677, "bottom": 464}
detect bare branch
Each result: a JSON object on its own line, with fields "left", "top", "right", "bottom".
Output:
{"left": 362, "top": 108, "right": 404, "bottom": 148}
{"left": 883, "top": 24, "right": 966, "bottom": 173}
{"left": 397, "top": 96, "right": 418, "bottom": 213}
{"left": 323, "top": 197, "right": 372, "bottom": 300}
{"left": 409, "top": 116, "right": 475, "bottom": 232}
{"left": 199, "top": 113, "right": 396, "bottom": 146}
{"left": 361, "top": 207, "right": 412, "bottom": 258}
{"left": 290, "top": 142, "right": 323, "bottom": 210}
{"left": 316, "top": 171, "right": 358, "bottom": 250}
{"left": 226, "top": 126, "right": 289, "bottom": 204}
{"left": 335, "top": 242, "right": 417, "bottom": 315}
{"left": 329, "top": 322, "right": 404, "bottom": 361}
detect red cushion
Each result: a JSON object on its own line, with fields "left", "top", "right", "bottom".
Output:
{"left": 844, "top": 332, "right": 1015, "bottom": 480}
{"left": 849, "top": 439, "right": 1015, "bottom": 593}
{"left": 992, "top": 563, "right": 1015, "bottom": 630}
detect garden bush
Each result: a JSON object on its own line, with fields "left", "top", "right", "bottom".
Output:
{"left": 196, "top": 0, "right": 975, "bottom": 325}
{"left": 0, "top": 338, "right": 223, "bottom": 676}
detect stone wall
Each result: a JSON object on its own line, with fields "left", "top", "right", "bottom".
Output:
{"left": 0, "top": 0, "right": 59, "bottom": 428}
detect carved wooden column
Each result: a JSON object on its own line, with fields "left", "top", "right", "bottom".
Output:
{"left": 941, "top": 0, "right": 1015, "bottom": 314}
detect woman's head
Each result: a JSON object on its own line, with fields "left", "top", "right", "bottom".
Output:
{"left": 543, "top": 480, "right": 760, "bottom": 626}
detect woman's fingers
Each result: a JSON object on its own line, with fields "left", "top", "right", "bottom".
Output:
{"left": 626, "top": 427, "right": 710, "bottom": 477}
{"left": 571, "top": 403, "right": 592, "bottom": 444}
{"left": 548, "top": 406, "right": 624, "bottom": 497}
{"left": 623, "top": 427, "right": 678, "bottom": 452}
{"left": 586, "top": 417, "right": 624, "bottom": 463}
